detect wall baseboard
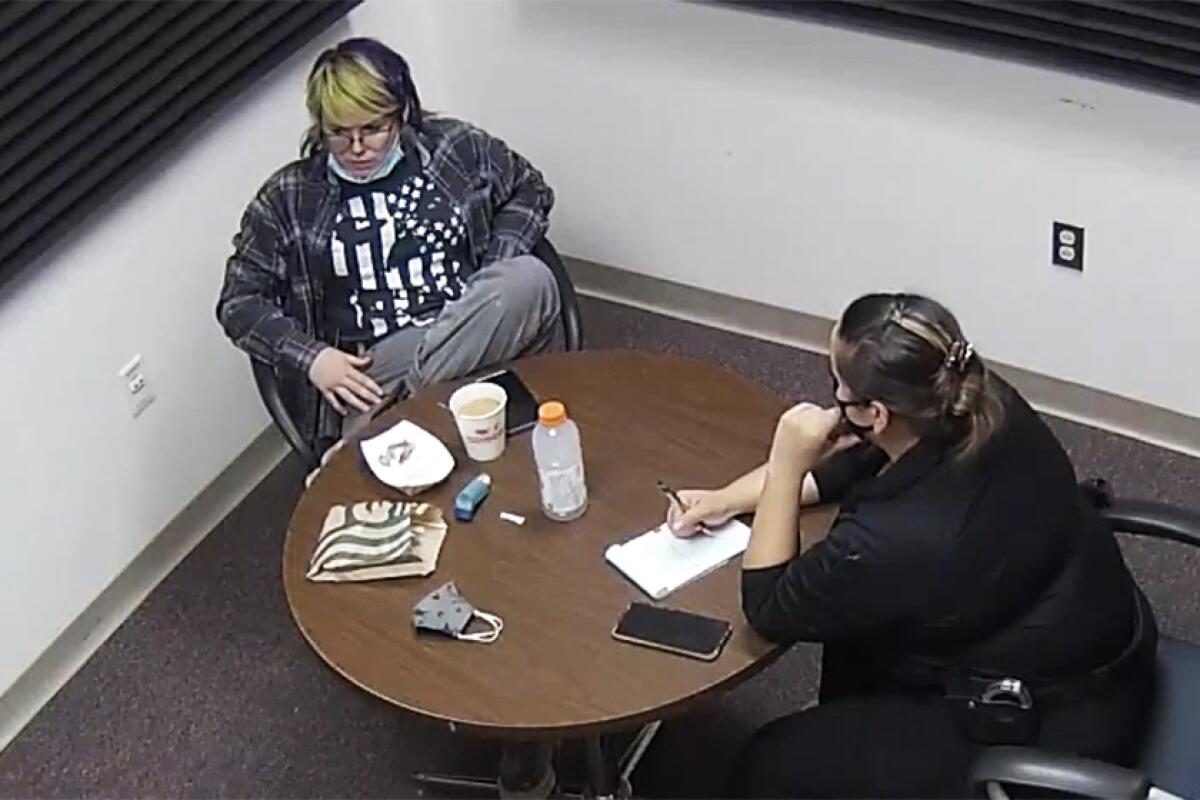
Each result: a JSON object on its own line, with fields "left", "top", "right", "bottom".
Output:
{"left": 568, "top": 258, "right": 1200, "bottom": 460}
{"left": 0, "top": 426, "right": 288, "bottom": 753}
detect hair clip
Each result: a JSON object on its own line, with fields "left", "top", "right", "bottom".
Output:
{"left": 945, "top": 340, "right": 975, "bottom": 373}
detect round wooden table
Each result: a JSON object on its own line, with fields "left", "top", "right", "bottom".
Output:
{"left": 282, "top": 351, "right": 800, "bottom": 795}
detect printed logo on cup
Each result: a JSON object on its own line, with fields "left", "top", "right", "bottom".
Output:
{"left": 466, "top": 422, "right": 502, "bottom": 444}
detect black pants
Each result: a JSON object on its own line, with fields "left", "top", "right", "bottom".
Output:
{"left": 731, "top": 643, "right": 1156, "bottom": 798}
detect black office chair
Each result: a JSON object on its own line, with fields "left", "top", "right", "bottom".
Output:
{"left": 251, "top": 238, "right": 583, "bottom": 471}
{"left": 969, "top": 488, "right": 1200, "bottom": 800}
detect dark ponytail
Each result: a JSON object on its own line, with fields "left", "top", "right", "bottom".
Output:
{"left": 941, "top": 350, "right": 1005, "bottom": 457}
{"left": 836, "top": 293, "right": 1006, "bottom": 458}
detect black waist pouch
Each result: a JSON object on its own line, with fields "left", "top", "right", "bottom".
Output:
{"left": 942, "top": 591, "right": 1151, "bottom": 746}
{"left": 947, "top": 676, "right": 1040, "bottom": 745}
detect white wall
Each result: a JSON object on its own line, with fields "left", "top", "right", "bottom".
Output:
{"left": 359, "top": 0, "right": 1200, "bottom": 419}
{"left": 0, "top": 24, "right": 351, "bottom": 697}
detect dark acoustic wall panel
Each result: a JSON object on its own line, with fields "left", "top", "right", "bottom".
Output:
{"left": 0, "top": 0, "right": 360, "bottom": 289}
{"left": 724, "top": 2, "right": 1200, "bottom": 99}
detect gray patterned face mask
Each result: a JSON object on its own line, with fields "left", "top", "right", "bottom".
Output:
{"left": 412, "top": 582, "right": 503, "bottom": 643}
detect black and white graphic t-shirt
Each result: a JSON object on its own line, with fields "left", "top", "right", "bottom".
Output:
{"left": 325, "top": 156, "right": 472, "bottom": 342}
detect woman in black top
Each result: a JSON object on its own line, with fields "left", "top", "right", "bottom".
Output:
{"left": 669, "top": 293, "right": 1156, "bottom": 798}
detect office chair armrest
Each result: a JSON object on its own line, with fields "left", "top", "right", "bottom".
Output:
{"left": 1080, "top": 480, "right": 1200, "bottom": 548}
{"left": 969, "top": 746, "right": 1150, "bottom": 799}
{"left": 532, "top": 238, "right": 583, "bottom": 352}
{"left": 1101, "top": 499, "right": 1200, "bottom": 549}
{"left": 251, "top": 359, "right": 319, "bottom": 470}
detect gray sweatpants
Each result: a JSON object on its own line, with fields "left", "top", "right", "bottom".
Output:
{"left": 342, "top": 254, "right": 560, "bottom": 436}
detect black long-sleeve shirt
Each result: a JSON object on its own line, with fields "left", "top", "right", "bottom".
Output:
{"left": 742, "top": 380, "right": 1149, "bottom": 684}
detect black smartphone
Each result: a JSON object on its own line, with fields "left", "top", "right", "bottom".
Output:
{"left": 479, "top": 369, "right": 539, "bottom": 435}
{"left": 611, "top": 602, "right": 733, "bottom": 662}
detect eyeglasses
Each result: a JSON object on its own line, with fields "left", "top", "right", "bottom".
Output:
{"left": 829, "top": 368, "right": 870, "bottom": 414}
{"left": 324, "top": 118, "right": 394, "bottom": 153}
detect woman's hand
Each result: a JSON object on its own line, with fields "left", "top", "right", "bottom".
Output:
{"left": 307, "top": 347, "right": 384, "bottom": 414}
{"left": 667, "top": 489, "right": 737, "bottom": 538}
{"left": 770, "top": 403, "right": 843, "bottom": 469}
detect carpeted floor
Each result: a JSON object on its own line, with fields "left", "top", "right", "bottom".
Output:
{"left": 2, "top": 296, "right": 1198, "bottom": 798}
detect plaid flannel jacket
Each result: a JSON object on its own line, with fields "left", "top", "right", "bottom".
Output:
{"left": 216, "top": 116, "right": 554, "bottom": 447}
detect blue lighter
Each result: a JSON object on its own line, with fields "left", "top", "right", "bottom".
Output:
{"left": 453, "top": 474, "right": 492, "bottom": 522}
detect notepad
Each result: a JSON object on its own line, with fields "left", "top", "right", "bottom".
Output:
{"left": 605, "top": 520, "right": 752, "bottom": 600}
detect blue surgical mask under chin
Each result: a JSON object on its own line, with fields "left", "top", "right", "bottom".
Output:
{"left": 327, "top": 139, "right": 404, "bottom": 184}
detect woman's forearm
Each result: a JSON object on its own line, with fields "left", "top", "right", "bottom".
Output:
{"left": 723, "top": 463, "right": 768, "bottom": 514}
{"left": 743, "top": 455, "right": 816, "bottom": 569}
{"left": 722, "top": 463, "right": 822, "bottom": 516}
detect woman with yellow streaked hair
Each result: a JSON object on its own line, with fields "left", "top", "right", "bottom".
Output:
{"left": 218, "top": 38, "right": 558, "bottom": 455}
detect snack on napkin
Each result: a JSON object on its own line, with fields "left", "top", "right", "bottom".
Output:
{"left": 359, "top": 420, "right": 454, "bottom": 496}
{"left": 307, "top": 501, "right": 448, "bottom": 582}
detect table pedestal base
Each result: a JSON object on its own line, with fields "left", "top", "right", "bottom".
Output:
{"left": 413, "top": 722, "right": 660, "bottom": 799}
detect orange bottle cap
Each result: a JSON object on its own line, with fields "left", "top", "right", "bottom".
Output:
{"left": 538, "top": 401, "right": 567, "bottom": 426}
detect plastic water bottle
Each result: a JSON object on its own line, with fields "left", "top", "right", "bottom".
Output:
{"left": 532, "top": 401, "right": 588, "bottom": 521}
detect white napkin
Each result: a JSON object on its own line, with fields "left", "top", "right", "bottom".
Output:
{"left": 359, "top": 420, "right": 455, "bottom": 495}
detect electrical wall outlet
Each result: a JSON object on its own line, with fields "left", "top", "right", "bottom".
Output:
{"left": 118, "top": 354, "right": 156, "bottom": 418}
{"left": 1052, "top": 221, "right": 1084, "bottom": 271}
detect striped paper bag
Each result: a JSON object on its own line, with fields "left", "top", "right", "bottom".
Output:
{"left": 306, "top": 501, "right": 448, "bottom": 582}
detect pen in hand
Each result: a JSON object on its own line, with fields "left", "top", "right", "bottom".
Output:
{"left": 657, "top": 480, "right": 709, "bottom": 534}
